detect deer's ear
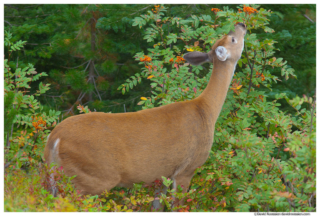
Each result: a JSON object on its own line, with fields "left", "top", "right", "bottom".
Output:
{"left": 215, "top": 46, "right": 229, "bottom": 61}
{"left": 183, "top": 51, "right": 213, "bottom": 65}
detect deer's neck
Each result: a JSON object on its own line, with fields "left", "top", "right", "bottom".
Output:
{"left": 197, "top": 60, "right": 236, "bottom": 123}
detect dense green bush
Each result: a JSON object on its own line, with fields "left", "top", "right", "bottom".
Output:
{"left": 4, "top": 4, "right": 315, "bottom": 212}
{"left": 4, "top": 31, "right": 61, "bottom": 169}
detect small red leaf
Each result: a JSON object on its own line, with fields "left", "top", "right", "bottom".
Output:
{"left": 187, "top": 199, "right": 192, "bottom": 202}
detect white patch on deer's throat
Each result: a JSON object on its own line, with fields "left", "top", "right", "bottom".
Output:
{"left": 241, "top": 40, "right": 244, "bottom": 55}
{"left": 232, "top": 40, "right": 245, "bottom": 76}
{"left": 232, "top": 64, "right": 237, "bottom": 76}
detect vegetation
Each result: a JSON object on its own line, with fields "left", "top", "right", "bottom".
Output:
{"left": 4, "top": 4, "right": 316, "bottom": 212}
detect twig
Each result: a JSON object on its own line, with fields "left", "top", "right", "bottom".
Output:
{"left": 105, "top": 5, "right": 152, "bottom": 26}
{"left": 64, "top": 105, "right": 75, "bottom": 116}
{"left": 75, "top": 18, "right": 91, "bottom": 39}
{"left": 256, "top": 50, "right": 267, "bottom": 79}
{"left": 266, "top": 123, "right": 270, "bottom": 138}
{"left": 276, "top": 160, "right": 296, "bottom": 209}
{"left": 245, "top": 44, "right": 257, "bottom": 95}
{"left": 92, "top": 76, "right": 102, "bottom": 101}
{"left": 249, "top": 168, "right": 257, "bottom": 183}
{"left": 4, "top": 20, "right": 13, "bottom": 27}
{"left": 104, "top": 91, "right": 151, "bottom": 108}
{"left": 42, "top": 94, "right": 63, "bottom": 98}
{"left": 93, "top": 63, "right": 101, "bottom": 76}
{"left": 303, "top": 14, "right": 314, "bottom": 23}
{"left": 63, "top": 90, "right": 88, "bottom": 116}
{"left": 4, "top": 4, "right": 19, "bottom": 10}
{"left": 60, "top": 60, "right": 89, "bottom": 69}
{"left": 129, "top": 5, "right": 152, "bottom": 16}
{"left": 308, "top": 193, "right": 315, "bottom": 207}
{"left": 26, "top": 43, "right": 51, "bottom": 46}
{"left": 77, "top": 91, "right": 87, "bottom": 101}
{"left": 5, "top": 14, "right": 51, "bottom": 18}
{"left": 84, "top": 59, "right": 91, "bottom": 72}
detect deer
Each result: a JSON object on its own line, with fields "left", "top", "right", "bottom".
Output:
{"left": 44, "top": 22, "right": 246, "bottom": 211}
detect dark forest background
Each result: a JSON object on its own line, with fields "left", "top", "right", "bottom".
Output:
{"left": 4, "top": 4, "right": 316, "bottom": 116}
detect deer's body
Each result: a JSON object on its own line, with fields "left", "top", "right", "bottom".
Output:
{"left": 44, "top": 23, "right": 246, "bottom": 208}
{"left": 45, "top": 98, "right": 214, "bottom": 194}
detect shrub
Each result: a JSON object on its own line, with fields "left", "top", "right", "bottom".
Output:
{"left": 4, "top": 31, "right": 61, "bottom": 169}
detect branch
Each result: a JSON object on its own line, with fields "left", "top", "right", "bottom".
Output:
{"left": 75, "top": 18, "right": 91, "bottom": 39}
{"left": 276, "top": 160, "right": 297, "bottom": 208}
{"left": 249, "top": 168, "right": 257, "bottom": 183}
{"left": 103, "top": 91, "right": 151, "bottom": 108}
{"left": 4, "top": 20, "right": 13, "bottom": 27}
{"left": 105, "top": 5, "right": 152, "bottom": 26}
{"left": 5, "top": 4, "right": 44, "bottom": 10}
{"left": 93, "top": 63, "right": 101, "bottom": 76}
{"left": 129, "top": 5, "right": 152, "bottom": 16}
{"left": 84, "top": 59, "right": 91, "bottom": 72}
{"left": 92, "top": 76, "right": 102, "bottom": 101}
{"left": 60, "top": 60, "right": 90, "bottom": 69}
{"left": 303, "top": 14, "right": 314, "bottom": 23}
{"left": 309, "top": 192, "right": 315, "bottom": 207}
{"left": 245, "top": 44, "right": 257, "bottom": 95}
{"left": 5, "top": 14, "right": 51, "bottom": 18}
{"left": 42, "top": 94, "right": 63, "bottom": 98}
{"left": 26, "top": 43, "right": 51, "bottom": 46}
{"left": 4, "top": 4, "right": 19, "bottom": 10}
{"left": 266, "top": 123, "right": 270, "bottom": 138}
{"left": 63, "top": 105, "right": 75, "bottom": 116}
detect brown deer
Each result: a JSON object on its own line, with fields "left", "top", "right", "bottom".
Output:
{"left": 44, "top": 23, "right": 246, "bottom": 210}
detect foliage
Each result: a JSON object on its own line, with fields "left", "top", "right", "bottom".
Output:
{"left": 4, "top": 4, "right": 316, "bottom": 212}
{"left": 4, "top": 4, "right": 153, "bottom": 114}
{"left": 262, "top": 4, "right": 316, "bottom": 98}
{"left": 4, "top": 31, "right": 61, "bottom": 169}
{"left": 118, "top": 4, "right": 316, "bottom": 212}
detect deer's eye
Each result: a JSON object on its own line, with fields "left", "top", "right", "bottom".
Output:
{"left": 232, "top": 37, "right": 235, "bottom": 43}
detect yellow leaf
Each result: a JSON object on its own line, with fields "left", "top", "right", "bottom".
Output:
{"left": 140, "top": 97, "right": 147, "bottom": 101}
{"left": 147, "top": 75, "right": 154, "bottom": 79}
{"left": 130, "top": 196, "right": 137, "bottom": 205}
{"left": 236, "top": 85, "right": 242, "bottom": 90}
{"left": 187, "top": 48, "right": 194, "bottom": 52}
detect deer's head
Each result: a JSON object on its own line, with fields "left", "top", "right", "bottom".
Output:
{"left": 183, "top": 23, "right": 247, "bottom": 65}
